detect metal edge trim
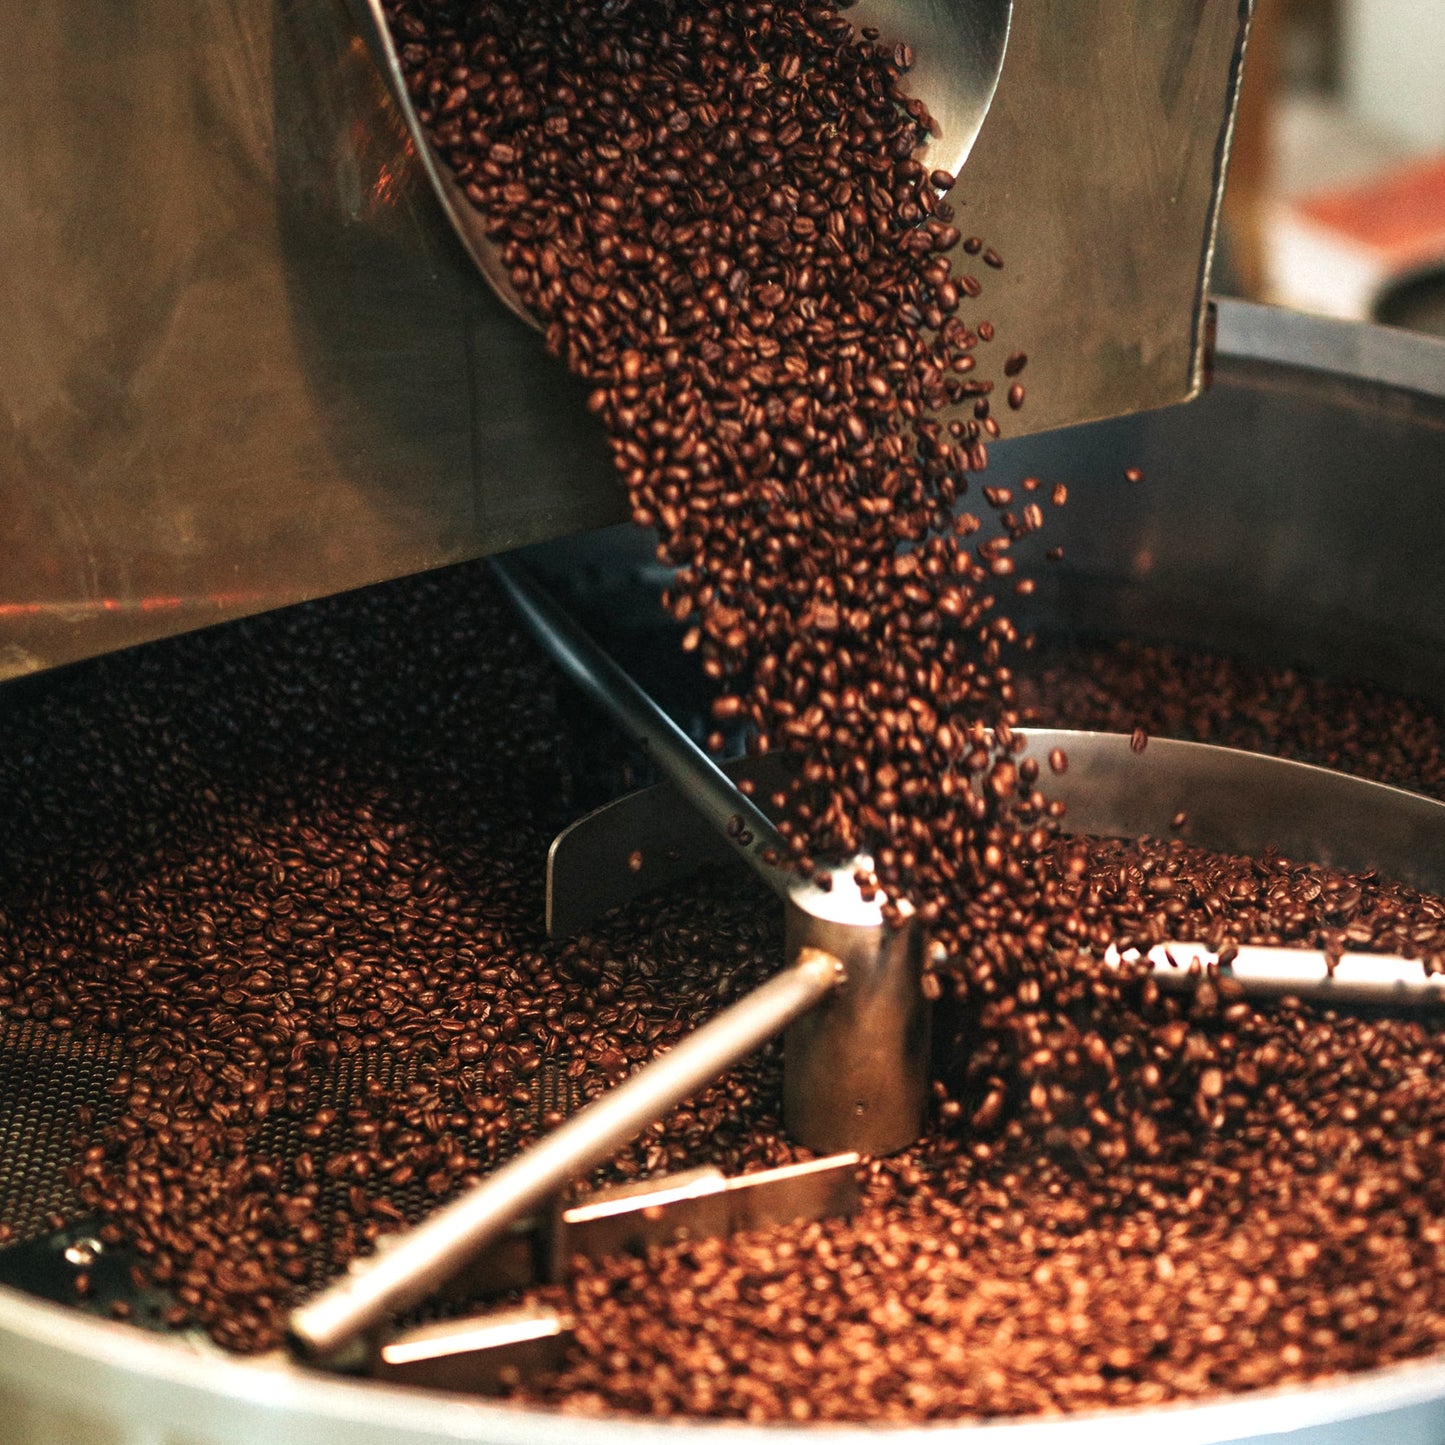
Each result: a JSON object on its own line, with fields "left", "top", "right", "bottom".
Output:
{"left": 8, "top": 1276, "right": 1445, "bottom": 1444}
{"left": 1214, "top": 297, "right": 1445, "bottom": 401}
{"left": 1189, "top": 1, "right": 1256, "bottom": 400}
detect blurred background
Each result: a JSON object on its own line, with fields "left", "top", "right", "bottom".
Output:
{"left": 1220, "top": 0, "right": 1445, "bottom": 335}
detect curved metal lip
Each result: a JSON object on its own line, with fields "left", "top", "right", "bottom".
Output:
{"left": 1214, "top": 297, "right": 1445, "bottom": 403}
{"left": 845, "top": 0, "right": 1013, "bottom": 184}
{"left": 8, "top": 1276, "right": 1445, "bottom": 1442}
{"left": 1019, "top": 726, "right": 1445, "bottom": 895}
{"left": 351, "top": 0, "right": 536, "bottom": 328}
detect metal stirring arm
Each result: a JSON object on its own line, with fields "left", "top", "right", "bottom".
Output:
{"left": 295, "top": 561, "right": 936, "bottom": 1368}
{"left": 491, "top": 556, "right": 794, "bottom": 899}
{"left": 289, "top": 560, "right": 946, "bottom": 1361}
{"left": 295, "top": 544, "right": 936, "bottom": 1359}
{"left": 492, "top": 556, "right": 931, "bottom": 1157}
{"left": 288, "top": 950, "right": 842, "bottom": 1363}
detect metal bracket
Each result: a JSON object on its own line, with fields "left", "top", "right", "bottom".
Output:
{"left": 367, "top": 1153, "right": 859, "bottom": 1394}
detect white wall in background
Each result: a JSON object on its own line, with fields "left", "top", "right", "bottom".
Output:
{"left": 1340, "top": 0, "right": 1445, "bottom": 152}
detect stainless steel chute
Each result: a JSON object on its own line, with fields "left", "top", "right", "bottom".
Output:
{"left": 0, "top": 0, "right": 1248, "bottom": 678}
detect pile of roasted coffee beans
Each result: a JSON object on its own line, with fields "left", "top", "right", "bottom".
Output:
{"left": 522, "top": 978, "right": 1445, "bottom": 1420}
{"left": 5, "top": 580, "right": 1445, "bottom": 1410}
{"left": 504, "top": 653, "right": 1445, "bottom": 1420}
{"left": 0, "top": 569, "right": 798, "bottom": 1351}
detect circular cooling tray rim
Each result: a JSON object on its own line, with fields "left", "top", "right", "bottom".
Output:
{"left": 1214, "top": 297, "right": 1445, "bottom": 398}
{"left": 5, "top": 302, "right": 1445, "bottom": 1441}
{"left": 7, "top": 1281, "right": 1445, "bottom": 1443}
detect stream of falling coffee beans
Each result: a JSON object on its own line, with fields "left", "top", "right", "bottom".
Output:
{"left": 394, "top": 0, "right": 1445, "bottom": 1414}
{"left": 2, "top": 0, "right": 1445, "bottom": 1424}
{"left": 401, "top": 0, "right": 1055, "bottom": 963}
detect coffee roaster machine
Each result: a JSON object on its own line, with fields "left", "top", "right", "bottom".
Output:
{"left": 7, "top": 1, "right": 1445, "bottom": 1442}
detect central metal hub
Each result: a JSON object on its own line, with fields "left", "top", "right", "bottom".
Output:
{"left": 783, "top": 862, "right": 930, "bottom": 1156}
